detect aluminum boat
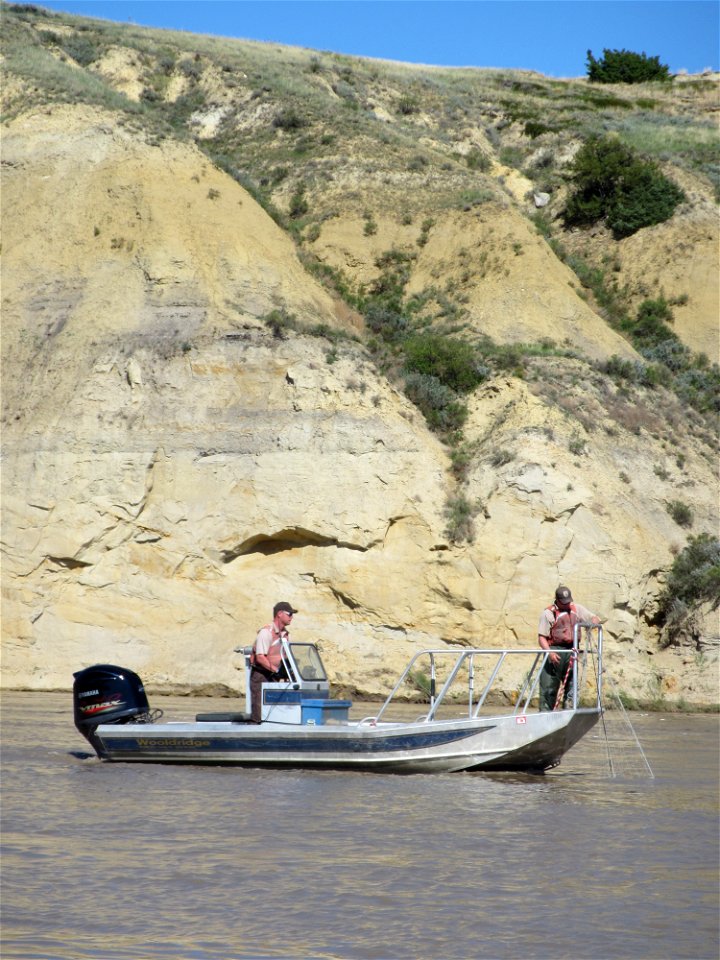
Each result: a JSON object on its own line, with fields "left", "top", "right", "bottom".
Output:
{"left": 73, "top": 625, "right": 604, "bottom": 773}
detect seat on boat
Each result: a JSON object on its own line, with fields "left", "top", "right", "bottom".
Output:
{"left": 195, "top": 712, "right": 253, "bottom": 723}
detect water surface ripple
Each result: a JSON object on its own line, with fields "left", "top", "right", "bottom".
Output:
{"left": 1, "top": 693, "right": 718, "bottom": 960}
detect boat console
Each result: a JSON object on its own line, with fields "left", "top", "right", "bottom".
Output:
{"left": 237, "top": 641, "right": 352, "bottom": 725}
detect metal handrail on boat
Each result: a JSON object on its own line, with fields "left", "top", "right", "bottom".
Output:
{"left": 373, "top": 624, "right": 603, "bottom": 723}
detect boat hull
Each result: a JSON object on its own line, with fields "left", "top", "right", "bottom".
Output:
{"left": 94, "top": 708, "right": 600, "bottom": 773}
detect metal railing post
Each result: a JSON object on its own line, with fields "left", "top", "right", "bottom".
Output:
{"left": 468, "top": 654, "right": 475, "bottom": 718}
{"left": 595, "top": 624, "right": 604, "bottom": 707}
{"left": 516, "top": 652, "right": 544, "bottom": 713}
{"left": 472, "top": 652, "right": 506, "bottom": 717}
{"left": 280, "top": 638, "right": 298, "bottom": 685}
{"left": 426, "top": 652, "right": 467, "bottom": 721}
{"left": 571, "top": 625, "right": 579, "bottom": 710}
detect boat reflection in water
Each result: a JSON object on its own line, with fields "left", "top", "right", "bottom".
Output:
{"left": 73, "top": 625, "right": 604, "bottom": 773}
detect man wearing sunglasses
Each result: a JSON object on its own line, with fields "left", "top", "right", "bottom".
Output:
{"left": 250, "top": 601, "right": 297, "bottom": 723}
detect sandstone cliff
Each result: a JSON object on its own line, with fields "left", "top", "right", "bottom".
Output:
{"left": 1, "top": 7, "right": 718, "bottom": 706}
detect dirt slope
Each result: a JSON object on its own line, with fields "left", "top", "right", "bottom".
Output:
{"left": 1, "top": 9, "right": 718, "bottom": 707}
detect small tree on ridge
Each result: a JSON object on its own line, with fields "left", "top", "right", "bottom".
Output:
{"left": 586, "top": 48, "right": 671, "bottom": 84}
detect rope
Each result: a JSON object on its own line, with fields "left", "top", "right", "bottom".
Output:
{"left": 553, "top": 649, "right": 576, "bottom": 710}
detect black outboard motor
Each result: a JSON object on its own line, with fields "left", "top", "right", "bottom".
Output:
{"left": 73, "top": 664, "right": 151, "bottom": 756}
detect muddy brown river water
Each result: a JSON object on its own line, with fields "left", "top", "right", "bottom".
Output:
{"left": 1, "top": 692, "right": 718, "bottom": 960}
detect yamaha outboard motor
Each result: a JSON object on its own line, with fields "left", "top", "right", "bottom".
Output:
{"left": 73, "top": 664, "right": 151, "bottom": 757}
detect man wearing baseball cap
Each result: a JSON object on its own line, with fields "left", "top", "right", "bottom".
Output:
{"left": 250, "top": 601, "right": 298, "bottom": 723}
{"left": 537, "top": 586, "right": 600, "bottom": 711}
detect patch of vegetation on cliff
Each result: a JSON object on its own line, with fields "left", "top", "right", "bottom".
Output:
{"left": 1, "top": 11, "right": 147, "bottom": 118}
{"left": 542, "top": 233, "right": 719, "bottom": 420}
{"left": 563, "top": 134, "right": 686, "bottom": 238}
{"left": 261, "top": 308, "right": 359, "bottom": 352}
{"left": 4, "top": 2, "right": 716, "bottom": 211}
{"left": 657, "top": 534, "right": 720, "bottom": 649}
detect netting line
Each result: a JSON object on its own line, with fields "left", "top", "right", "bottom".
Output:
{"left": 585, "top": 631, "right": 655, "bottom": 779}
{"left": 598, "top": 673, "right": 655, "bottom": 778}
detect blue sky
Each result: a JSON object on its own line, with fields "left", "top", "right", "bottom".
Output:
{"left": 34, "top": 1, "right": 718, "bottom": 77}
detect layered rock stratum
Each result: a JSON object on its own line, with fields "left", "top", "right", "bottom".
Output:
{"left": 1, "top": 7, "right": 718, "bottom": 705}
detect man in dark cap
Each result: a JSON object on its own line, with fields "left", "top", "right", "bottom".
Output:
{"left": 250, "top": 601, "right": 297, "bottom": 723}
{"left": 537, "top": 586, "right": 600, "bottom": 711}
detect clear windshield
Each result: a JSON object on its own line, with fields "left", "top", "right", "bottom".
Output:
{"left": 288, "top": 643, "right": 327, "bottom": 681}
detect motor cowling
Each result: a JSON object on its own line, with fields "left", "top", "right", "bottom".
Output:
{"left": 73, "top": 664, "right": 150, "bottom": 748}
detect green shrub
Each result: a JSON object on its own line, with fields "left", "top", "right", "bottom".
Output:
{"left": 672, "top": 364, "right": 720, "bottom": 414}
{"left": 140, "top": 86, "right": 161, "bottom": 103}
{"left": 477, "top": 340, "right": 525, "bottom": 377}
{"left": 564, "top": 136, "right": 633, "bottom": 225}
{"left": 403, "top": 372, "right": 468, "bottom": 434}
{"left": 263, "top": 308, "right": 297, "bottom": 339}
{"left": 271, "top": 165, "right": 290, "bottom": 184}
{"left": 465, "top": 148, "right": 491, "bottom": 172}
{"left": 456, "top": 188, "right": 494, "bottom": 210}
{"left": 408, "top": 668, "right": 432, "bottom": 696}
{"left": 601, "top": 355, "right": 640, "bottom": 382}
{"left": 666, "top": 500, "right": 694, "bottom": 528}
{"left": 364, "top": 249, "right": 416, "bottom": 314}
{"left": 179, "top": 58, "right": 203, "bottom": 81}
{"left": 363, "top": 213, "right": 378, "bottom": 235}
{"left": 523, "top": 120, "right": 557, "bottom": 138}
{"left": 397, "top": 94, "right": 419, "bottom": 115}
{"left": 616, "top": 689, "right": 640, "bottom": 710}
{"left": 416, "top": 217, "right": 434, "bottom": 247}
{"left": 637, "top": 339, "right": 720, "bottom": 413}
{"left": 569, "top": 434, "right": 587, "bottom": 456}
{"left": 8, "top": 4, "right": 51, "bottom": 17}
{"left": 449, "top": 442, "right": 478, "bottom": 481}
{"left": 158, "top": 54, "right": 176, "bottom": 75}
{"left": 657, "top": 534, "right": 720, "bottom": 646}
{"left": 288, "top": 183, "right": 309, "bottom": 219}
{"left": 630, "top": 297, "right": 677, "bottom": 348}
{"left": 530, "top": 211, "right": 553, "bottom": 239}
{"left": 364, "top": 304, "right": 409, "bottom": 343}
{"left": 57, "top": 33, "right": 101, "bottom": 67}
{"left": 489, "top": 448, "right": 514, "bottom": 467}
{"left": 663, "top": 534, "right": 720, "bottom": 608}
{"left": 609, "top": 162, "right": 686, "bottom": 238}
{"left": 407, "top": 154, "right": 428, "bottom": 172}
{"left": 332, "top": 80, "right": 357, "bottom": 104}
{"left": 586, "top": 49, "right": 671, "bottom": 84}
{"left": 564, "top": 135, "right": 685, "bottom": 238}
{"left": 444, "top": 493, "right": 476, "bottom": 543}
{"left": 403, "top": 334, "right": 485, "bottom": 394}
{"left": 273, "top": 106, "right": 306, "bottom": 130}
